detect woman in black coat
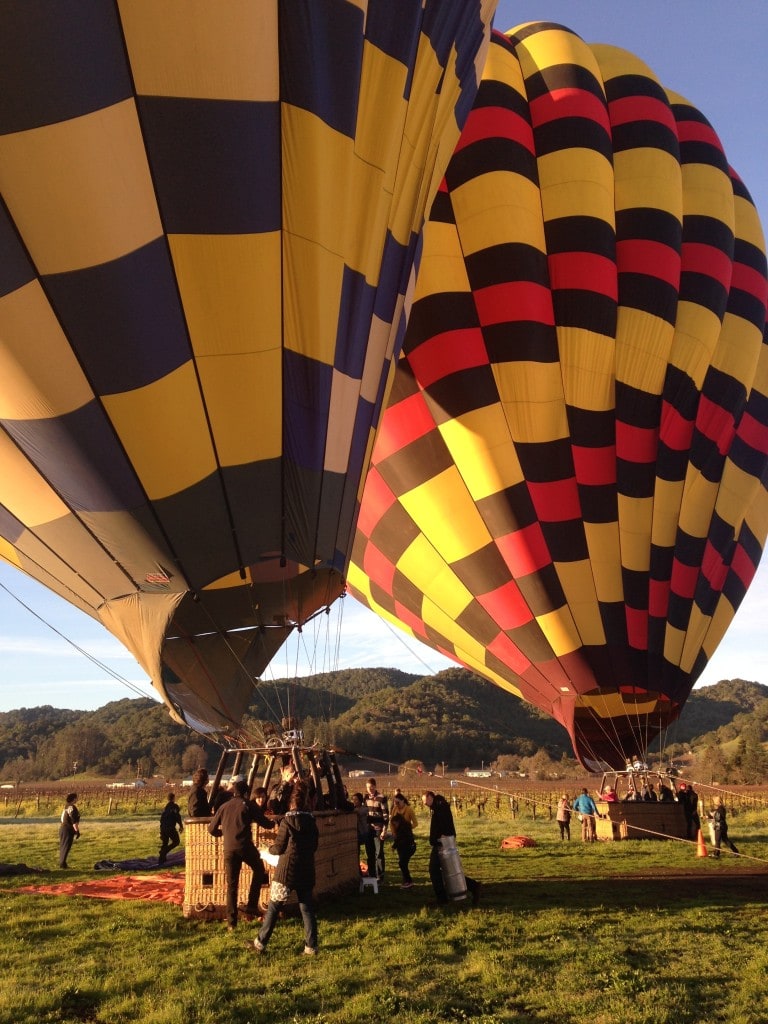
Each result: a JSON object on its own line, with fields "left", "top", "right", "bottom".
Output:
{"left": 252, "top": 780, "right": 319, "bottom": 955}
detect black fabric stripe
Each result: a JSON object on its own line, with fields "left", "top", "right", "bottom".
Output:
{"left": 616, "top": 208, "right": 681, "bottom": 248}
{"left": 405, "top": 293, "right": 478, "bottom": 349}
{"left": 515, "top": 562, "right": 566, "bottom": 615}
{"left": 368, "top": 503, "right": 422, "bottom": 563}
{"left": 611, "top": 120, "right": 679, "bottom": 158}
{"left": 578, "top": 484, "right": 618, "bottom": 524}
{"left": 484, "top": 322, "right": 560, "bottom": 363}
{"left": 475, "top": 482, "right": 539, "bottom": 533}
{"left": 616, "top": 383, "right": 663, "bottom": 429}
{"left": 534, "top": 118, "right": 613, "bottom": 161}
{"left": 375, "top": 430, "right": 454, "bottom": 497}
{"left": 446, "top": 137, "right": 538, "bottom": 189}
{"left": 455, "top": 599, "right": 502, "bottom": 647}
{"left": 679, "top": 272, "right": 728, "bottom": 317}
{"left": 617, "top": 460, "right": 657, "bottom": 499}
{"left": 423, "top": 365, "right": 499, "bottom": 422}
{"left": 541, "top": 518, "right": 589, "bottom": 561}
{"left": 552, "top": 291, "right": 616, "bottom": 335}
{"left": 525, "top": 64, "right": 606, "bottom": 105}
{"left": 545, "top": 216, "right": 616, "bottom": 255}
{"left": 619, "top": 274, "right": 679, "bottom": 324}
{"left": 451, "top": 541, "right": 514, "bottom": 591}
{"left": 516, "top": 439, "right": 573, "bottom": 483}
{"left": 567, "top": 407, "right": 616, "bottom": 447}
{"left": 466, "top": 242, "right": 549, "bottom": 288}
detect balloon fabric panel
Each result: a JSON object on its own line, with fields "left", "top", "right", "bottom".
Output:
{"left": 0, "top": 1, "right": 496, "bottom": 735}
{"left": 350, "top": 24, "right": 768, "bottom": 769}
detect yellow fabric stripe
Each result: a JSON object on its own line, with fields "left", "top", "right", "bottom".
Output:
{"left": 0, "top": 282, "right": 93, "bottom": 418}
{"left": 118, "top": 0, "right": 279, "bottom": 101}
{"left": 559, "top": 328, "right": 615, "bottom": 411}
{"left": 0, "top": 431, "right": 69, "bottom": 527}
{"left": 537, "top": 606, "right": 581, "bottom": 657}
{"left": 354, "top": 40, "right": 409, "bottom": 189}
{"left": 584, "top": 522, "right": 624, "bottom": 603}
{"left": 169, "top": 233, "right": 281, "bottom": 358}
{"left": 412, "top": 221, "right": 471, "bottom": 299}
{"left": 613, "top": 147, "right": 682, "bottom": 217}
{"left": 439, "top": 406, "right": 525, "bottom": 500}
{"left": 668, "top": 300, "right": 722, "bottom": 389}
{"left": 711, "top": 313, "right": 764, "bottom": 384}
{"left": 678, "top": 473, "right": 719, "bottom": 539}
{"left": 663, "top": 622, "right": 685, "bottom": 667}
{"left": 495, "top": 361, "right": 569, "bottom": 444}
{"left": 103, "top": 362, "right": 216, "bottom": 499}
{"left": 618, "top": 494, "right": 653, "bottom": 572}
{"left": 652, "top": 478, "right": 684, "bottom": 549}
{"left": 282, "top": 232, "right": 344, "bottom": 367}
{"left": 538, "top": 149, "right": 615, "bottom": 224}
{"left": 554, "top": 560, "right": 605, "bottom": 645}
{"left": 576, "top": 691, "right": 660, "bottom": 717}
{"left": 616, "top": 307, "right": 675, "bottom": 394}
{"left": 513, "top": 24, "right": 604, "bottom": 90}
{"left": 0, "top": 540, "right": 22, "bottom": 570}
{"left": 0, "top": 101, "right": 160, "bottom": 274}
{"left": 399, "top": 467, "right": 491, "bottom": 563}
{"left": 397, "top": 537, "right": 474, "bottom": 620}
{"left": 453, "top": 171, "right": 546, "bottom": 255}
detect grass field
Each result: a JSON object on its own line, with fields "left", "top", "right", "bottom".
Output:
{"left": 1, "top": 803, "right": 768, "bottom": 1024}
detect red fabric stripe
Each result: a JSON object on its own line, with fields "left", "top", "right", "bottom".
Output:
{"left": 571, "top": 444, "right": 616, "bottom": 486}
{"left": 731, "top": 544, "right": 757, "bottom": 588}
{"left": 362, "top": 542, "right": 396, "bottom": 593}
{"left": 356, "top": 467, "right": 395, "bottom": 537}
{"left": 474, "top": 280, "right": 554, "bottom": 326}
{"left": 477, "top": 579, "right": 534, "bottom": 629}
{"left": 393, "top": 600, "right": 428, "bottom": 640}
{"left": 608, "top": 94, "right": 676, "bottom": 131}
{"left": 681, "top": 241, "right": 732, "bottom": 290}
{"left": 616, "top": 238, "right": 680, "bottom": 288}
{"left": 407, "top": 327, "right": 488, "bottom": 388}
{"left": 737, "top": 410, "right": 768, "bottom": 455}
{"left": 497, "top": 522, "right": 552, "bottom": 575}
{"left": 696, "top": 394, "right": 734, "bottom": 456}
{"left": 671, "top": 559, "right": 699, "bottom": 600}
{"left": 487, "top": 630, "right": 532, "bottom": 674}
{"left": 625, "top": 605, "right": 649, "bottom": 650}
{"left": 659, "top": 400, "right": 694, "bottom": 451}
{"left": 730, "top": 260, "right": 768, "bottom": 305}
{"left": 676, "top": 118, "right": 725, "bottom": 155}
{"left": 648, "top": 577, "right": 670, "bottom": 618}
{"left": 548, "top": 251, "right": 617, "bottom": 300}
{"left": 616, "top": 421, "right": 658, "bottom": 463}
{"left": 527, "top": 478, "right": 582, "bottom": 522}
{"left": 456, "top": 105, "right": 535, "bottom": 152}
{"left": 373, "top": 392, "right": 435, "bottom": 461}
{"left": 701, "top": 540, "right": 728, "bottom": 593}
{"left": 529, "top": 87, "right": 609, "bottom": 131}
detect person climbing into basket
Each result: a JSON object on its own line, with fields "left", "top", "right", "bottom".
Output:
{"left": 208, "top": 778, "right": 275, "bottom": 931}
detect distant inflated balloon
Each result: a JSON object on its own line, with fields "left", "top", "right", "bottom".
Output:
{"left": 0, "top": 1, "right": 496, "bottom": 736}
{"left": 349, "top": 24, "right": 768, "bottom": 769}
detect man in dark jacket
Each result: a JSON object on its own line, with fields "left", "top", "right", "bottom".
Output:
{"left": 208, "top": 779, "right": 275, "bottom": 930}
{"left": 363, "top": 777, "right": 389, "bottom": 880}
{"left": 422, "top": 790, "right": 481, "bottom": 906}
{"left": 252, "top": 780, "right": 320, "bottom": 955}
{"left": 187, "top": 768, "right": 211, "bottom": 818}
{"left": 158, "top": 792, "right": 183, "bottom": 865}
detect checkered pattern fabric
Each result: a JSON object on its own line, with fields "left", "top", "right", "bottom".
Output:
{"left": 0, "top": 0, "right": 495, "bottom": 735}
{"left": 350, "top": 24, "right": 768, "bottom": 769}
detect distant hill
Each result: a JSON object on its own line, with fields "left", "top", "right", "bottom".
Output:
{"left": 1, "top": 670, "right": 766, "bottom": 782}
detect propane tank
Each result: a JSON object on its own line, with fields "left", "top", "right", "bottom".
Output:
{"left": 437, "top": 835, "right": 467, "bottom": 901}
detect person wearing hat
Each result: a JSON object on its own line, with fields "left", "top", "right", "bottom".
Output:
{"left": 390, "top": 792, "right": 418, "bottom": 888}
{"left": 676, "top": 781, "right": 700, "bottom": 839}
{"left": 709, "top": 796, "right": 738, "bottom": 858}
{"left": 208, "top": 779, "right": 275, "bottom": 931}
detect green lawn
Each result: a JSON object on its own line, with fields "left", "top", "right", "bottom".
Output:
{"left": 1, "top": 808, "right": 767, "bottom": 1024}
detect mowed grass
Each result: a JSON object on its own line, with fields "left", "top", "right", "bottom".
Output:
{"left": 1, "top": 807, "right": 768, "bottom": 1024}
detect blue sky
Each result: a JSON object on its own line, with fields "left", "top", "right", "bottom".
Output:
{"left": 1, "top": 1, "right": 766, "bottom": 712}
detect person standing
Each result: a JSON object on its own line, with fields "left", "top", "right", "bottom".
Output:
{"left": 572, "top": 788, "right": 599, "bottom": 842}
{"left": 158, "top": 792, "right": 184, "bottom": 865}
{"left": 421, "top": 790, "right": 481, "bottom": 906}
{"left": 59, "top": 792, "right": 80, "bottom": 868}
{"left": 252, "top": 780, "right": 319, "bottom": 956}
{"left": 556, "top": 794, "right": 571, "bottom": 841}
{"left": 390, "top": 792, "right": 418, "bottom": 888}
{"left": 187, "top": 768, "right": 211, "bottom": 818}
{"left": 677, "top": 782, "right": 700, "bottom": 840}
{"left": 363, "top": 778, "right": 389, "bottom": 880}
{"left": 709, "top": 796, "right": 738, "bottom": 858}
{"left": 208, "top": 779, "right": 275, "bottom": 931}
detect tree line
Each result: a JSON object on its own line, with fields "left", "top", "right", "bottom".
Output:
{"left": 0, "top": 668, "right": 766, "bottom": 784}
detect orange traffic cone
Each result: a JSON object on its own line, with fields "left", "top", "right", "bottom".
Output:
{"left": 696, "top": 828, "right": 708, "bottom": 857}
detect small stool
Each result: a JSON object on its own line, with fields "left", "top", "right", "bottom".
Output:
{"left": 359, "top": 876, "right": 379, "bottom": 894}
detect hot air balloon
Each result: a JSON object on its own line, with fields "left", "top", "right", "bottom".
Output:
{"left": 0, "top": 1, "right": 497, "bottom": 737}
{"left": 349, "top": 23, "right": 768, "bottom": 770}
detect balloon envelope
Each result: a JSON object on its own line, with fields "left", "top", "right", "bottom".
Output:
{"left": 0, "top": 1, "right": 496, "bottom": 736}
{"left": 349, "top": 24, "right": 768, "bottom": 769}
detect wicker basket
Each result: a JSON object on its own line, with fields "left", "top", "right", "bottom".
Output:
{"left": 183, "top": 810, "right": 359, "bottom": 920}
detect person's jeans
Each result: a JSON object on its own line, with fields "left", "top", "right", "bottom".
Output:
{"left": 257, "top": 886, "right": 317, "bottom": 950}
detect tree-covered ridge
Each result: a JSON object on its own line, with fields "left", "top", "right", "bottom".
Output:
{"left": 0, "top": 671, "right": 766, "bottom": 783}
